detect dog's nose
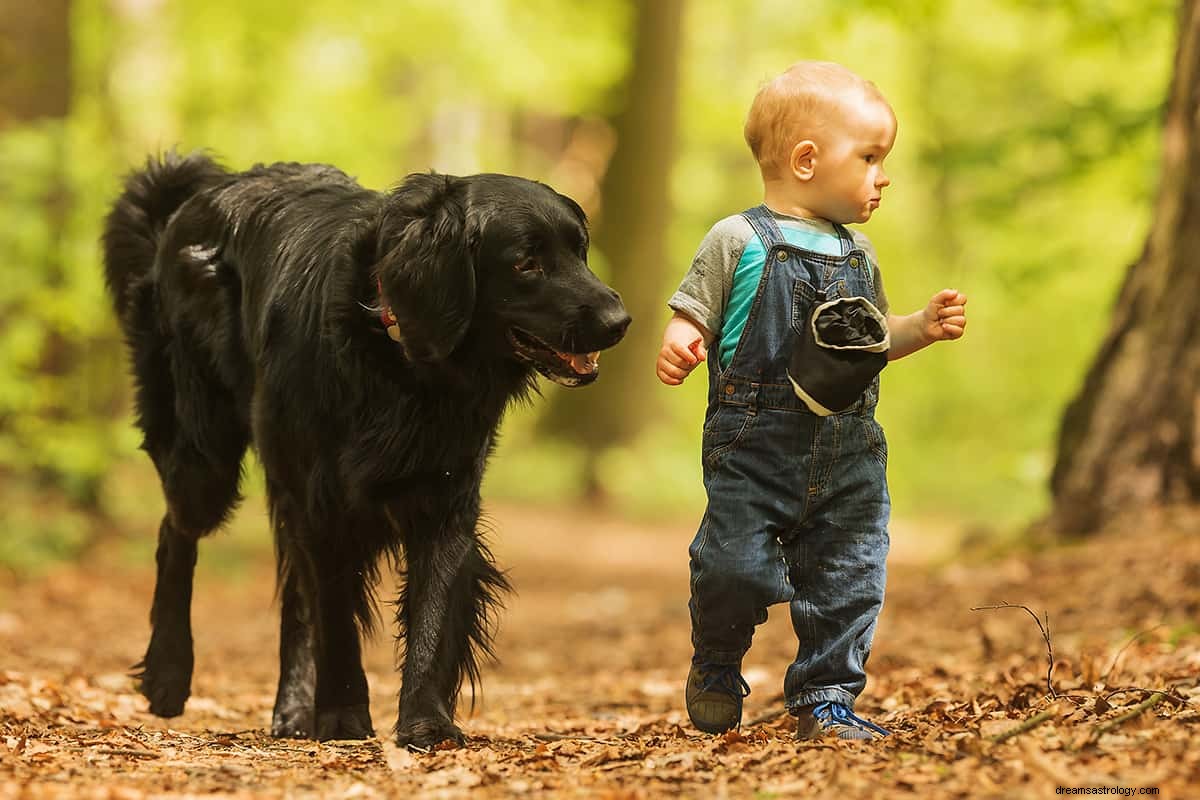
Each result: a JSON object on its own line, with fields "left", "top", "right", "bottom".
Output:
{"left": 604, "top": 307, "right": 633, "bottom": 338}
{"left": 601, "top": 300, "right": 632, "bottom": 340}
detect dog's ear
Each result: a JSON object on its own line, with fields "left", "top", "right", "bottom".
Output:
{"left": 557, "top": 191, "right": 589, "bottom": 230}
{"left": 374, "top": 173, "right": 475, "bottom": 362}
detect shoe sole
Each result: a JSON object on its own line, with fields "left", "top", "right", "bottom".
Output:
{"left": 687, "top": 699, "right": 740, "bottom": 734}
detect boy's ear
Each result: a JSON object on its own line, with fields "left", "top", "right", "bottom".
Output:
{"left": 790, "top": 140, "right": 817, "bottom": 182}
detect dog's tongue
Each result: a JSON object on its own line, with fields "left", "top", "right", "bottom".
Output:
{"left": 561, "top": 352, "right": 600, "bottom": 375}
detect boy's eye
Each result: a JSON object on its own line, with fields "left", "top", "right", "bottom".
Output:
{"left": 864, "top": 154, "right": 877, "bottom": 164}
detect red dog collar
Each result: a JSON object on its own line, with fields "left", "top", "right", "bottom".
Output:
{"left": 376, "top": 278, "right": 402, "bottom": 342}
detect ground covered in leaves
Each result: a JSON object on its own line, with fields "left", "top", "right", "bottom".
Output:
{"left": 1, "top": 503, "right": 1198, "bottom": 798}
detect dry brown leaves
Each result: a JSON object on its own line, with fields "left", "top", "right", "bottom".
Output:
{"left": 1, "top": 507, "right": 1197, "bottom": 798}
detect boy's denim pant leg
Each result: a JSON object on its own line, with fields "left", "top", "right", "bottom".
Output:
{"left": 782, "top": 429, "right": 890, "bottom": 711}
{"left": 689, "top": 404, "right": 889, "bottom": 710}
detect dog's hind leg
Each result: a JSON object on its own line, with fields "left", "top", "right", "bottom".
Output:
{"left": 394, "top": 510, "right": 511, "bottom": 749}
{"left": 136, "top": 434, "right": 247, "bottom": 716}
{"left": 135, "top": 516, "right": 200, "bottom": 717}
{"left": 135, "top": 441, "right": 246, "bottom": 716}
{"left": 130, "top": 281, "right": 250, "bottom": 717}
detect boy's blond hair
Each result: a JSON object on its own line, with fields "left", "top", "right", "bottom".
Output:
{"left": 745, "top": 61, "right": 889, "bottom": 180}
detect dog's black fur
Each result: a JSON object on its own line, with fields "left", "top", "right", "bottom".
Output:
{"left": 102, "top": 152, "right": 630, "bottom": 747}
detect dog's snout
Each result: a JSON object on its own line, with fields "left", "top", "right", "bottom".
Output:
{"left": 599, "top": 290, "right": 632, "bottom": 340}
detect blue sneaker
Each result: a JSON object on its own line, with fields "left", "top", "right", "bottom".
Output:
{"left": 794, "top": 701, "right": 890, "bottom": 741}
{"left": 685, "top": 661, "right": 751, "bottom": 734}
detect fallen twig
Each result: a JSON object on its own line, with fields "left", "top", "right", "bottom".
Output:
{"left": 532, "top": 732, "right": 603, "bottom": 742}
{"left": 1102, "top": 686, "right": 1186, "bottom": 705}
{"left": 970, "top": 602, "right": 1056, "bottom": 698}
{"left": 1093, "top": 692, "right": 1166, "bottom": 738}
{"left": 74, "top": 745, "right": 160, "bottom": 758}
{"left": 988, "top": 708, "right": 1058, "bottom": 743}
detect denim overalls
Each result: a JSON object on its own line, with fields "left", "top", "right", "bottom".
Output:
{"left": 688, "top": 205, "right": 890, "bottom": 713}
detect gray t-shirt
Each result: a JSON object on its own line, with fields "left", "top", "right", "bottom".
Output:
{"left": 668, "top": 211, "right": 889, "bottom": 368}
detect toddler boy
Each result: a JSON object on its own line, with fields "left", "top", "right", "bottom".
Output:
{"left": 656, "top": 61, "right": 967, "bottom": 740}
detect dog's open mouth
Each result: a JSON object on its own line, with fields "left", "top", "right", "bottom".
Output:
{"left": 507, "top": 328, "right": 601, "bottom": 387}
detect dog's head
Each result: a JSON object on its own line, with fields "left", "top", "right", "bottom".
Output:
{"left": 373, "top": 172, "right": 631, "bottom": 386}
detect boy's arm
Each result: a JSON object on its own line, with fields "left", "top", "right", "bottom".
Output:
{"left": 657, "top": 312, "right": 712, "bottom": 385}
{"left": 887, "top": 288, "right": 967, "bottom": 361}
{"left": 658, "top": 215, "right": 750, "bottom": 384}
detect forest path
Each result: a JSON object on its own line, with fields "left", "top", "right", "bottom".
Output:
{"left": 1, "top": 504, "right": 1197, "bottom": 798}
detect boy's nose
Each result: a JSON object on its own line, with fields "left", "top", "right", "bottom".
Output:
{"left": 877, "top": 168, "right": 891, "bottom": 187}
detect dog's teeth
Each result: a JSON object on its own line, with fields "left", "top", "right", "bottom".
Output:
{"left": 564, "top": 352, "right": 601, "bottom": 375}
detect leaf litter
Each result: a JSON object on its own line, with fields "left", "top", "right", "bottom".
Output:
{"left": 0, "top": 505, "right": 1197, "bottom": 798}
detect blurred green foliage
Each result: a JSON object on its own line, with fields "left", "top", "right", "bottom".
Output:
{"left": 0, "top": 0, "right": 1178, "bottom": 571}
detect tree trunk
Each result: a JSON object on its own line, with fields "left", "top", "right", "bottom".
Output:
{"left": 1047, "top": 0, "right": 1200, "bottom": 535}
{"left": 0, "top": 1, "right": 71, "bottom": 126}
{"left": 0, "top": 1, "right": 81, "bottom": 496}
{"left": 539, "top": 0, "right": 685, "bottom": 498}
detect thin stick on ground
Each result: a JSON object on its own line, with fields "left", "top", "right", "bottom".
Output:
{"left": 70, "top": 745, "right": 161, "bottom": 758}
{"left": 988, "top": 707, "right": 1058, "bottom": 743}
{"left": 1093, "top": 692, "right": 1166, "bottom": 738}
{"left": 970, "top": 601, "right": 1056, "bottom": 698}
{"left": 532, "top": 733, "right": 603, "bottom": 742}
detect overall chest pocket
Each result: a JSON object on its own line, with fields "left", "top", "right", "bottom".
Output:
{"left": 791, "top": 278, "right": 853, "bottom": 336}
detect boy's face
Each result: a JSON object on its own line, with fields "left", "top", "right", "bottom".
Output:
{"left": 809, "top": 94, "right": 897, "bottom": 224}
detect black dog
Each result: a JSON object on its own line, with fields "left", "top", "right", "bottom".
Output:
{"left": 102, "top": 152, "right": 630, "bottom": 747}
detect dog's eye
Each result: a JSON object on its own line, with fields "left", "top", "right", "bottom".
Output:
{"left": 514, "top": 258, "right": 542, "bottom": 275}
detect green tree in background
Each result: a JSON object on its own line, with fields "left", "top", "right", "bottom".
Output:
{"left": 538, "top": 0, "right": 685, "bottom": 499}
{"left": 1049, "top": 0, "right": 1200, "bottom": 535}
{"left": 0, "top": 1, "right": 71, "bottom": 124}
{"left": 1, "top": 0, "right": 123, "bottom": 506}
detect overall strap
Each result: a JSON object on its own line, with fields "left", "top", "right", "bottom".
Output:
{"left": 740, "top": 204, "right": 787, "bottom": 251}
{"left": 831, "top": 222, "right": 856, "bottom": 255}
{"left": 741, "top": 204, "right": 822, "bottom": 290}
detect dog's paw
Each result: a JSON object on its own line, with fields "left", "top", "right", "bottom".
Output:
{"left": 271, "top": 703, "right": 316, "bottom": 739}
{"left": 132, "top": 653, "right": 192, "bottom": 718}
{"left": 315, "top": 704, "right": 375, "bottom": 740}
{"left": 394, "top": 717, "right": 466, "bottom": 750}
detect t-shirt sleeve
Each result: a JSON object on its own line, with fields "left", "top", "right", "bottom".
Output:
{"left": 851, "top": 229, "right": 889, "bottom": 315}
{"left": 667, "top": 215, "right": 753, "bottom": 337}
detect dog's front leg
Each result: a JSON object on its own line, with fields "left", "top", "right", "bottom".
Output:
{"left": 309, "top": 542, "right": 375, "bottom": 740}
{"left": 395, "top": 501, "right": 507, "bottom": 749}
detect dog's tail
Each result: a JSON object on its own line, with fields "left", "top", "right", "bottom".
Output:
{"left": 102, "top": 150, "right": 228, "bottom": 321}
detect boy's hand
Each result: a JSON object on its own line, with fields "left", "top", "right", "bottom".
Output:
{"left": 921, "top": 289, "right": 967, "bottom": 343}
{"left": 657, "top": 315, "right": 709, "bottom": 385}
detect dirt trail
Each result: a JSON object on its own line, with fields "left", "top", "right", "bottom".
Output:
{"left": 1, "top": 503, "right": 1197, "bottom": 798}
